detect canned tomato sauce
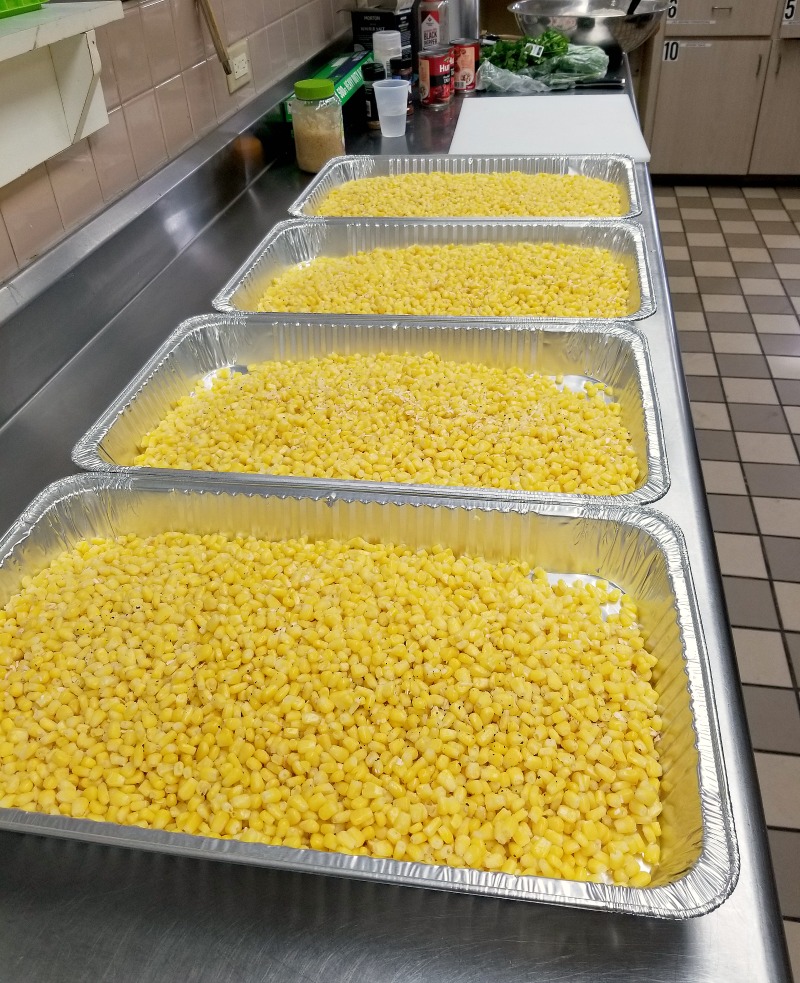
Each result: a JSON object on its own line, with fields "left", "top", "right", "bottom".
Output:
{"left": 451, "top": 39, "right": 480, "bottom": 92}
{"left": 418, "top": 46, "right": 453, "bottom": 108}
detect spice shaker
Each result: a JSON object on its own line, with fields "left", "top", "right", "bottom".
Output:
{"left": 363, "top": 61, "right": 387, "bottom": 130}
{"left": 289, "top": 79, "right": 345, "bottom": 174}
{"left": 389, "top": 55, "right": 414, "bottom": 116}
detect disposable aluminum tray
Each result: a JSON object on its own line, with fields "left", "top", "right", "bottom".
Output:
{"left": 212, "top": 219, "right": 656, "bottom": 323}
{"left": 287, "top": 154, "right": 642, "bottom": 220}
{"left": 0, "top": 475, "right": 737, "bottom": 918}
{"left": 71, "top": 314, "right": 669, "bottom": 507}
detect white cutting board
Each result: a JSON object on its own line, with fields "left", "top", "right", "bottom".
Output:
{"left": 448, "top": 94, "right": 651, "bottom": 161}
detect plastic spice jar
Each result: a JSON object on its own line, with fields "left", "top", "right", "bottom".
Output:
{"left": 289, "top": 78, "right": 345, "bottom": 174}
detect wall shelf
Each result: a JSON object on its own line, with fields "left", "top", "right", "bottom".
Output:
{"left": 0, "top": 1, "right": 123, "bottom": 188}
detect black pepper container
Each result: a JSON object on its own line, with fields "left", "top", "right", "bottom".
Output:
{"left": 389, "top": 55, "right": 414, "bottom": 115}
{"left": 362, "top": 61, "right": 387, "bottom": 130}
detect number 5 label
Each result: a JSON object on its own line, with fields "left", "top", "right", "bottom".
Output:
{"left": 663, "top": 40, "right": 680, "bottom": 61}
{"left": 785, "top": 0, "right": 796, "bottom": 21}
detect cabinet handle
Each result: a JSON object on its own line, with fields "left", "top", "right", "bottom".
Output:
{"left": 756, "top": 53, "right": 763, "bottom": 75}
{"left": 776, "top": 49, "right": 783, "bottom": 74}
{"left": 711, "top": 4, "right": 733, "bottom": 10}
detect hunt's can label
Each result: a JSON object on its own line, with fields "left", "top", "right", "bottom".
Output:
{"left": 451, "top": 38, "right": 480, "bottom": 92}
{"left": 418, "top": 46, "right": 453, "bottom": 108}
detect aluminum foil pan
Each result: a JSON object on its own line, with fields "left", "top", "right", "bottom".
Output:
{"left": 0, "top": 474, "right": 737, "bottom": 919}
{"left": 72, "top": 314, "right": 668, "bottom": 507}
{"left": 288, "top": 154, "right": 642, "bottom": 220}
{"left": 212, "top": 219, "right": 656, "bottom": 323}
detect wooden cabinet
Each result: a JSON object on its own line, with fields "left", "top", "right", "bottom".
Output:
{"left": 665, "top": 0, "right": 776, "bottom": 38}
{"left": 749, "top": 39, "right": 800, "bottom": 173}
{"left": 649, "top": 38, "right": 770, "bottom": 173}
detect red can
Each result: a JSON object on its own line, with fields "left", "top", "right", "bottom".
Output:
{"left": 418, "top": 46, "right": 453, "bottom": 108}
{"left": 451, "top": 39, "right": 480, "bottom": 92}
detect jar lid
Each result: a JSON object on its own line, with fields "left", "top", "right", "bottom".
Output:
{"left": 362, "top": 61, "right": 387, "bottom": 81}
{"left": 293, "top": 78, "right": 336, "bottom": 100}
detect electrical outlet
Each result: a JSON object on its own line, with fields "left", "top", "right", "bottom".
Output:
{"left": 226, "top": 40, "right": 251, "bottom": 93}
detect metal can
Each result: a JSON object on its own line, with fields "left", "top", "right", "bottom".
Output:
{"left": 418, "top": 46, "right": 453, "bottom": 108}
{"left": 451, "top": 38, "right": 480, "bottom": 92}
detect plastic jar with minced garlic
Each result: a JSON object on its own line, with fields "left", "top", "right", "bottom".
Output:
{"left": 289, "top": 78, "right": 345, "bottom": 174}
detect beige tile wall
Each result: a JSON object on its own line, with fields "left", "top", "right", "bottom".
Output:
{"left": 0, "top": 0, "right": 348, "bottom": 283}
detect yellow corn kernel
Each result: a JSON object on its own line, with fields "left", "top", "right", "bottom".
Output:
{"left": 0, "top": 531, "right": 662, "bottom": 886}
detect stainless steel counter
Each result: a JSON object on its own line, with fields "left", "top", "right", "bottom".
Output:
{"left": 0, "top": 71, "right": 792, "bottom": 982}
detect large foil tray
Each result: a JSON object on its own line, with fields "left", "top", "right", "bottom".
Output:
{"left": 0, "top": 474, "right": 738, "bottom": 919}
{"left": 212, "top": 219, "right": 656, "bottom": 323}
{"left": 287, "top": 154, "right": 642, "bottom": 220}
{"left": 71, "top": 314, "right": 669, "bottom": 508}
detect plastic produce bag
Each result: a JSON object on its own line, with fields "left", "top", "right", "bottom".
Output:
{"left": 477, "top": 44, "right": 609, "bottom": 93}
{"left": 476, "top": 61, "right": 550, "bottom": 93}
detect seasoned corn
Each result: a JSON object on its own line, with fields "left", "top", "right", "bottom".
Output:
{"left": 254, "top": 242, "right": 631, "bottom": 319}
{"left": 316, "top": 172, "right": 624, "bottom": 219}
{"left": 134, "top": 352, "right": 639, "bottom": 495}
{"left": 0, "top": 533, "right": 663, "bottom": 885}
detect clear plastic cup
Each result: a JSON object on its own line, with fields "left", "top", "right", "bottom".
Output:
{"left": 372, "top": 79, "right": 411, "bottom": 137}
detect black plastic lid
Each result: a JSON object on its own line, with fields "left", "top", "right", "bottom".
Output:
{"left": 362, "top": 61, "right": 387, "bottom": 81}
{"left": 389, "top": 55, "right": 413, "bottom": 71}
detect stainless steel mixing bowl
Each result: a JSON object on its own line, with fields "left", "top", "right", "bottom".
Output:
{"left": 508, "top": 0, "right": 669, "bottom": 53}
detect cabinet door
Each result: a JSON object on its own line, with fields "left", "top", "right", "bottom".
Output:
{"left": 650, "top": 38, "right": 770, "bottom": 173}
{"left": 750, "top": 40, "right": 800, "bottom": 173}
{"left": 665, "top": 0, "right": 778, "bottom": 37}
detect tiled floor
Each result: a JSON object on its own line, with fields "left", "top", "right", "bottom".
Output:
{"left": 653, "top": 182, "right": 800, "bottom": 981}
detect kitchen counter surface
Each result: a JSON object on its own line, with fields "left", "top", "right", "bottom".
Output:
{"left": 0, "top": 69, "right": 791, "bottom": 983}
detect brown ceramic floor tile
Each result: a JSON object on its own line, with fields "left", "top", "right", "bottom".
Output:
{"left": 696, "top": 429, "right": 738, "bottom": 461}
{"left": 696, "top": 277, "right": 743, "bottom": 295}
{"left": 675, "top": 186, "right": 710, "bottom": 198}
{"left": 770, "top": 249, "right": 800, "bottom": 265}
{"left": 748, "top": 296, "right": 797, "bottom": 315}
{"left": 687, "top": 376, "right": 725, "bottom": 402}
{"left": 759, "top": 221, "right": 796, "bottom": 236}
{"left": 666, "top": 259, "right": 694, "bottom": 276}
{"left": 707, "top": 493, "right": 757, "bottom": 533}
{"left": 678, "top": 332, "right": 713, "bottom": 353}
{"left": 768, "top": 830, "right": 800, "bottom": 918}
{"left": 748, "top": 196, "right": 785, "bottom": 209}
{"left": 786, "top": 633, "right": 800, "bottom": 682}
{"left": 735, "top": 262, "right": 780, "bottom": 279}
{"left": 675, "top": 311, "right": 707, "bottom": 331}
{"left": 715, "top": 353, "right": 770, "bottom": 378}
{"left": 776, "top": 380, "right": 800, "bottom": 405}
{"left": 705, "top": 312, "right": 755, "bottom": 333}
{"left": 744, "top": 463, "right": 800, "bottom": 498}
{"left": 709, "top": 185, "right": 744, "bottom": 198}
{"left": 661, "top": 231, "right": 688, "bottom": 246}
{"left": 716, "top": 208, "right": 753, "bottom": 222}
{"left": 760, "top": 336, "right": 800, "bottom": 357}
{"left": 672, "top": 293, "right": 704, "bottom": 312}
{"left": 782, "top": 280, "right": 800, "bottom": 297}
{"left": 728, "top": 404, "right": 788, "bottom": 433}
{"left": 743, "top": 686, "right": 800, "bottom": 750}
{"left": 683, "top": 219, "right": 722, "bottom": 234}
{"left": 688, "top": 246, "right": 731, "bottom": 262}
{"left": 764, "top": 537, "right": 800, "bottom": 582}
{"left": 725, "top": 233, "right": 766, "bottom": 248}
{"left": 656, "top": 207, "right": 682, "bottom": 221}
{"left": 723, "top": 577, "right": 779, "bottom": 629}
